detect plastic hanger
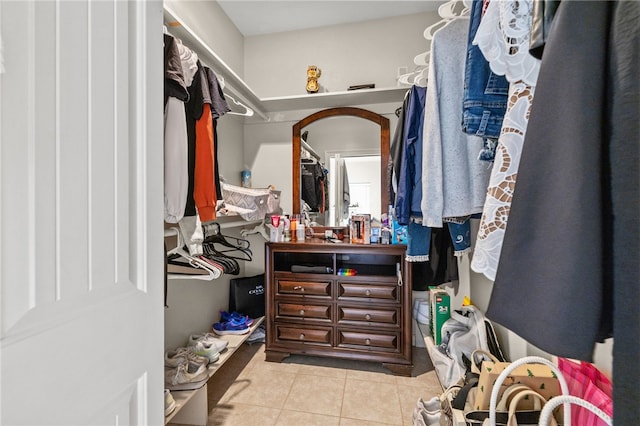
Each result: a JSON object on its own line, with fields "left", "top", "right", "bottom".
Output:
{"left": 414, "top": 51, "right": 430, "bottom": 66}
{"left": 413, "top": 67, "right": 429, "bottom": 87}
{"left": 423, "top": 18, "right": 451, "bottom": 40}
{"left": 201, "top": 222, "right": 253, "bottom": 261}
{"left": 226, "top": 93, "right": 254, "bottom": 117}
{"left": 438, "top": 0, "right": 470, "bottom": 19}
{"left": 423, "top": 0, "right": 470, "bottom": 41}
{"left": 165, "top": 228, "right": 222, "bottom": 280}
{"left": 240, "top": 221, "right": 269, "bottom": 240}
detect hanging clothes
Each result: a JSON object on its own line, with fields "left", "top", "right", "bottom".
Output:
{"left": 420, "top": 17, "right": 491, "bottom": 228}
{"left": 340, "top": 159, "right": 350, "bottom": 222}
{"left": 395, "top": 85, "right": 427, "bottom": 226}
{"left": 204, "top": 67, "right": 231, "bottom": 200}
{"left": 163, "top": 34, "right": 196, "bottom": 224}
{"left": 410, "top": 224, "right": 459, "bottom": 291}
{"left": 460, "top": 0, "right": 509, "bottom": 162}
{"left": 183, "top": 61, "right": 217, "bottom": 222}
{"left": 389, "top": 90, "right": 410, "bottom": 205}
{"left": 301, "top": 161, "right": 327, "bottom": 212}
{"left": 487, "top": 1, "right": 620, "bottom": 363}
{"left": 469, "top": 0, "right": 541, "bottom": 281}
{"left": 608, "top": 2, "right": 640, "bottom": 422}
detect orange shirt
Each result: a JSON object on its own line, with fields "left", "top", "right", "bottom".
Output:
{"left": 193, "top": 103, "right": 217, "bottom": 222}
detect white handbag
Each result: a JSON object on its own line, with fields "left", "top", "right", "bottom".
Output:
{"left": 431, "top": 305, "right": 490, "bottom": 388}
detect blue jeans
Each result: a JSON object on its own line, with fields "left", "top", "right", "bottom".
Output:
{"left": 446, "top": 220, "right": 471, "bottom": 256}
{"left": 462, "top": 0, "right": 509, "bottom": 161}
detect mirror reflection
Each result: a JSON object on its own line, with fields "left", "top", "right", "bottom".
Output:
{"left": 292, "top": 107, "right": 390, "bottom": 227}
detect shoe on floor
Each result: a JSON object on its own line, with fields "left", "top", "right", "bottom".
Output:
{"left": 165, "top": 360, "right": 209, "bottom": 391}
{"left": 187, "top": 332, "right": 229, "bottom": 353}
{"left": 164, "top": 389, "right": 176, "bottom": 416}
{"left": 212, "top": 319, "right": 250, "bottom": 335}
{"left": 165, "top": 347, "right": 209, "bottom": 369}
{"left": 413, "top": 397, "right": 441, "bottom": 426}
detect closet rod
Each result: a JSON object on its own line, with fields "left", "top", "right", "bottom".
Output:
{"left": 301, "top": 139, "right": 321, "bottom": 161}
{"left": 164, "top": 5, "right": 270, "bottom": 121}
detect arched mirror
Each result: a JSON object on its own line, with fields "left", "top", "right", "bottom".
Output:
{"left": 292, "top": 107, "right": 390, "bottom": 226}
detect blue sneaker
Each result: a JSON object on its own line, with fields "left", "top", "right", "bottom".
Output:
{"left": 220, "top": 310, "right": 254, "bottom": 326}
{"left": 212, "top": 319, "right": 250, "bottom": 335}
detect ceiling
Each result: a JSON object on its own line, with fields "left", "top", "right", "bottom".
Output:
{"left": 217, "top": 1, "right": 444, "bottom": 36}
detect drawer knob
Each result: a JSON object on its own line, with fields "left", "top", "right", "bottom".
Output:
{"left": 365, "top": 314, "right": 371, "bottom": 321}
{"left": 365, "top": 338, "right": 371, "bottom": 345}
{"left": 299, "top": 333, "right": 305, "bottom": 340}
{"left": 293, "top": 285, "right": 305, "bottom": 292}
{"left": 299, "top": 309, "right": 305, "bottom": 316}
{"left": 365, "top": 289, "right": 371, "bottom": 296}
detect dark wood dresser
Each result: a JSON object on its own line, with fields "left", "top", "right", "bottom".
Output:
{"left": 264, "top": 239, "right": 412, "bottom": 376}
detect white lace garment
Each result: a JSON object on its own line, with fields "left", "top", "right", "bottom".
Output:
{"left": 470, "top": 0, "right": 541, "bottom": 280}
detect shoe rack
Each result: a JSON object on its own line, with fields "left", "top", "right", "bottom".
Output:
{"left": 165, "top": 317, "right": 265, "bottom": 425}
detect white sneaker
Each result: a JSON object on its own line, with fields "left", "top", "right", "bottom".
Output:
{"left": 165, "top": 360, "right": 209, "bottom": 391}
{"left": 413, "top": 397, "right": 441, "bottom": 426}
{"left": 164, "top": 389, "right": 176, "bottom": 416}
{"left": 413, "top": 406, "right": 428, "bottom": 426}
{"left": 188, "top": 341, "right": 220, "bottom": 364}
{"left": 165, "top": 347, "right": 209, "bottom": 369}
{"left": 187, "top": 332, "right": 229, "bottom": 353}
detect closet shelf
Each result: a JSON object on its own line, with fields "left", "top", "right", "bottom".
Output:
{"left": 214, "top": 215, "right": 263, "bottom": 230}
{"left": 163, "top": 5, "right": 269, "bottom": 121}
{"left": 260, "top": 87, "right": 408, "bottom": 112}
{"left": 164, "top": 5, "right": 407, "bottom": 119}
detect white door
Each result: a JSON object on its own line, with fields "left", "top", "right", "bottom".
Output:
{"left": 0, "top": 1, "right": 164, "bottom": 425}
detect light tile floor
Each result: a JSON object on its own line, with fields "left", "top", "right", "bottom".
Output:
{"left": 200, "top": 342, "right": 441, "bottom": 426}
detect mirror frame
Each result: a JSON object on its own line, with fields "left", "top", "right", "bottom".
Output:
{"left": 292, "top": 106, "right": 390, "bottom": 218}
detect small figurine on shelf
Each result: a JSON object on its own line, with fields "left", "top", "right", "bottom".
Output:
{"left": 306, "top": 65, "right": 322, "bottom": 93}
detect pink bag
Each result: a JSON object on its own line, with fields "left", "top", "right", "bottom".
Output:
{"left": 557, "top": 358, "right": 613, "bottom": 425}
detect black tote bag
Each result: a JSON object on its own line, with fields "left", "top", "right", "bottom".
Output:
{"left": 228, "top": 274, "right": 265, "bottom": 319}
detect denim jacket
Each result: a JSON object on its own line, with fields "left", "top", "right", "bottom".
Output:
{"left": 462, "top": 0, "right": 509, "bottom": 160}
{"left": 395, "top": 85, "right": 427, "bottom": 226}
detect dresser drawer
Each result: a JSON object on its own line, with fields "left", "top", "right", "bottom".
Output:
{"left": 337, "top": 329, "right": 400, "bottom": 351}
{"left": 338, "top": 306, "right": 399, "bottom": 326}
{"left": 277, "top": 302, "right": 332, "bottom": 321}
{"left": 278, "top": 279, "right": 331, "bottom": 297}
{"left": 275, "top": 324, "right": 332, "bottom": 345}
{"left": 338, "top": 282, "right": 398, "bottom": 302}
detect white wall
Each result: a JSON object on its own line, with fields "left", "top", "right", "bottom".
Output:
{"left": 243, "top": 12, "right": 440, "bottom": 97}
{"left": 240, "top": 11, "right": 440, "bottom": 211}
{"left": 164, "top": 0, "right": 245, "bottom": 75}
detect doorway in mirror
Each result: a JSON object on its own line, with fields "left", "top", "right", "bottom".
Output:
{"left": 328, "top": 153, "right": 381, "bottom": 226}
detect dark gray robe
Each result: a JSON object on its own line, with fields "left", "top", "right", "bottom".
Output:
{"left": 486, "top": 1, "right": 638, "bottom": 421}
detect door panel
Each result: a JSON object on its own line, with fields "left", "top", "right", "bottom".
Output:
{"left": 0, "top": 1, "right": 163, "bottom": 424}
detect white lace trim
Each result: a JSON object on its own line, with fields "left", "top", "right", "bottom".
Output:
{"left": 473, "top": 0, "right": 540, "bottom": 85}
{"left": 471, "top": 81, "right": 536, "bottom": 280}
{"left": 406, "top": 254, "right": 430, "bottom": 263}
